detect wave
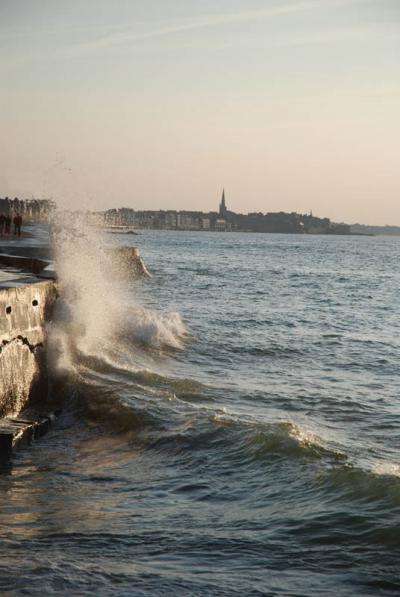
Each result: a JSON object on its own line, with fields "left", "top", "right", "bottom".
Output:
{"left": 49, "top": 212, "right": 187, "bottom": 360}
{"left": 118, "top": 307, "right": 186, "bottom": 350}
{"left": 63, "top": 353, "right": 347, "bottom": 465}
{"left": 58, "top": 358, "right": 400, "bottom": 513}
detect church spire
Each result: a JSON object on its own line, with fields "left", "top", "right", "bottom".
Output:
{"left": 219, "top": 188, "right": 227, "bottom": 217}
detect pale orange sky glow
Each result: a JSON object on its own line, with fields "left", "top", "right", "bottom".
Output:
{"left": 1, "top": 0, "right": 399, "bottom": 224}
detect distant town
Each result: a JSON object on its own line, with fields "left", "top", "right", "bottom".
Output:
{"left": 1, "top": 193, "right": 399, "bottom": 235}
{"left": 97, "top": 191, "right": 400, "bottom": 236}
{"left": 100, "top": 191, "right": 352, "bottom": 235}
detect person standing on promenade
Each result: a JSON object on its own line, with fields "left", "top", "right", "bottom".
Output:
{"left": 4, "top": 213, "right": 11, "bottom": 235}
{"left": 13, "top": 213, "right": 22, "bottom": 236}
{"left": 0, "top": 213, "right": 4, "bottom": 235}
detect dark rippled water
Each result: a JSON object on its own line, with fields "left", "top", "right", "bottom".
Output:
{"left": 1, "top": 230, "right": 400, "bottom": 596}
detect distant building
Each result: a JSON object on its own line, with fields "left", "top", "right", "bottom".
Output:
{"left": 219, "top": 189, "right": 227, "bottom": 219}
{"left": 215, "top": 218, "right": 227, "bottom": 231}
{"left": 165, "top": 211, "right": 177, "bottom": 229}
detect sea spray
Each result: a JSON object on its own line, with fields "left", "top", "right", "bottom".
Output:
{"left": 47, "top": 212, "right": 187, "bottom": 384}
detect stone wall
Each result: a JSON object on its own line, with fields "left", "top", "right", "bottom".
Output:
{"left": 0, "top": 280, "right": 57, "bottom": 417}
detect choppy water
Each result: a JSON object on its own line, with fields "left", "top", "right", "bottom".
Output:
{"left": 1, "top": 229, "right": 400, "bottom": 596}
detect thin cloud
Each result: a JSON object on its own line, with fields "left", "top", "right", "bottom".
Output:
{"left": 0, "top": 0, "right": 382, "bottom": 70}
{"left": 277, "top": 22, "right": 400, "bottom": 47}
{"left": 0, "top": 22, "right": 128, "bottom": 42}
{"left": 72, "top": 0, "right": 373, "bottom": 55}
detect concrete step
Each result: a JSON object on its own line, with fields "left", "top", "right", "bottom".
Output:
{"left": 0, "top": 410, "right": 60, "bottom": 455}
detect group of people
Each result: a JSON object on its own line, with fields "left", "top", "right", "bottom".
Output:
{"left": 0, "top": 213, "right": 23, "bottom": 236}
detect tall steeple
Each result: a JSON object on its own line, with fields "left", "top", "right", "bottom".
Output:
{"left": 219, "top": 188, "right": 227, "bottom": 218}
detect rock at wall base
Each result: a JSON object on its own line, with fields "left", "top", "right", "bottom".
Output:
{"left": 0, "top": 410, "right": 60, "bottom": 458}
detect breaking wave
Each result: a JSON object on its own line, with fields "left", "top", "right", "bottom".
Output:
{"left": 48, "top": 213, "right": 187, "bottom": 383}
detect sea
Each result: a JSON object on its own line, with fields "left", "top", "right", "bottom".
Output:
{"left": 0, "top": 226, "right": 400, "bottom": 596}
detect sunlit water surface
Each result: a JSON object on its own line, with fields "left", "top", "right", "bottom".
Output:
{"left": 1, "top": 230, "right": 400, "bottom": 596}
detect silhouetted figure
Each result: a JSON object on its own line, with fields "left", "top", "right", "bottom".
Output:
{"left": 0, "top": 213, "right": 4, "bottom": 235}
{"left": 13, "top": 213, "right": 22, "bottom": 236}
{"left": 4, "top": 214, "right": 11, "bottom": 235}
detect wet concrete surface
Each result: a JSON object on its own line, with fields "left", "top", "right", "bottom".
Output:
{"left": 0, "top": 224, "right": 52, "bottom": 261}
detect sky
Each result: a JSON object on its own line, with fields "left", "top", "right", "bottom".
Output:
{"left": 0, "top": 0, "right": 399, "bottom": 224}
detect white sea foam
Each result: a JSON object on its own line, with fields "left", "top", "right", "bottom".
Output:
{"left": 48, "top": 212, "right": 186, "bottom": 377}
{"left": 123, "top": 307, "right": 186, "bottom": 349}
{"left": 372, "top": 462, "right": 400, "bottom": 478}
{"left": 284, "top": 421, "right": 321, "bottom": 447}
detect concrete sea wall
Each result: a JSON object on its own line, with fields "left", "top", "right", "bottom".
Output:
{"left": 0, "top": 245, "right": 147, "bottom": 420}
{"left": 0, "top": 280, "right": 57, "bottom": 417}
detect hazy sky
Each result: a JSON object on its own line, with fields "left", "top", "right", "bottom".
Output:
{"left": 1, "top": 0, "right": 399, "bottom": 224}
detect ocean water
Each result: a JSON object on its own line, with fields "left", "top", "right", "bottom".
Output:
{"left": 1, "top": 228, "right": 400, "bottom": 596}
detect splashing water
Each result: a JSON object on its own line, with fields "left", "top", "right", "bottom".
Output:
{"left": 48, "top": 212, "right": 186, "bottom": 379}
